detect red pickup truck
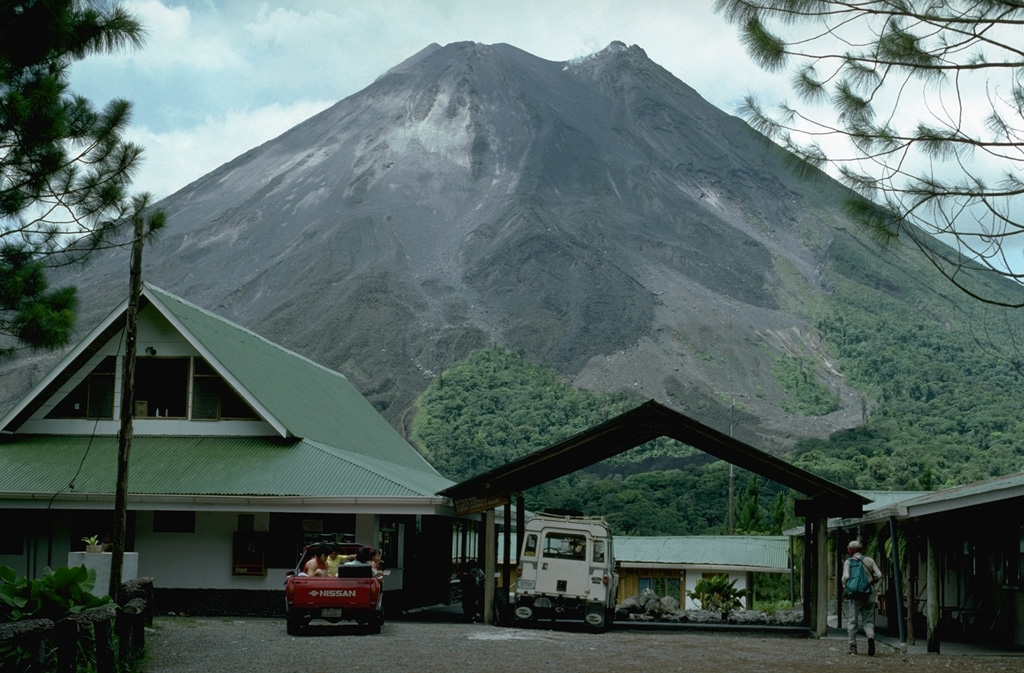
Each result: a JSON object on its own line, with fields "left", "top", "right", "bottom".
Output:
{"left": 284, "top": 543, "right": 384, "bottom": 635}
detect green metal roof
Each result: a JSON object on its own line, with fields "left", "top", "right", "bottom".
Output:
{"left": 856, "top": 490, "right": 927, "bottom": 511}
{"left": 893, "top": 471, "right": 1024, "bottom": 514}
{"left": 0, "top": 435, "right": 453, "bottom": 498}
{"left": 614, "top": 535, "right": 790, "bottom": 571}
{"left": 146, "top": 285, "right": 441, "bottom": 476}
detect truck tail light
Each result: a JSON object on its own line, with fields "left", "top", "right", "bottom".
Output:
{"left": 370, "top": 580, "right": 380, "bottom": 601}
{"left": 602, "top": 574, "right": 609, "bottom": 587}
{"left": 516, "top": 564, "right": 522, "bottom": 578}
{"left": 285, "top": 582, "right": 295, "bottom": 604}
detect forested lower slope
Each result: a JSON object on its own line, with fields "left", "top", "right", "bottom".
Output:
{"left": 411, "top": 246, "right": 1024, "bottom": 536}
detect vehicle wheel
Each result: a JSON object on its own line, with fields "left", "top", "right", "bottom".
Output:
{"left": 369, "top": 615, "right": 382, "bottom": 634}
{"left": 286, "top": 616, "right": 302, "bottom": 636}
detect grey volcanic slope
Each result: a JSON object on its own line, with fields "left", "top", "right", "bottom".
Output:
{"left": 3, "top": 41, "right": 891, "bottom": 449}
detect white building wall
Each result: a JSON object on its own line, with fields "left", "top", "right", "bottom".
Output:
{"left": 132, "top": 511, "right": 397, "bottom": 591}
{"left": 134, "top": 511, "right": 279, "bottom": 590}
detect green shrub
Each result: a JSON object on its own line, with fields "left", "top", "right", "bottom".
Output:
{"left": 754, "top": 598, "right": 794, "bottom": 615}
{"left": 0, "top": 565, "right": 113, "bottom": 672}
{"left": 687, "top": 574, "right": 747, "bottom": 617}
{"left": 0, "top": 564, "right": 111, "bottom": 622}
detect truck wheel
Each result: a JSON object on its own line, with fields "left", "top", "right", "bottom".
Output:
{"left": 286, "top": 616, "right": 302, "bottom": 636}
{"left": 369, "top": 614, "right": 383, "bottom": 634}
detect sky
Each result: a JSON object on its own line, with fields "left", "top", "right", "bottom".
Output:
{"left": 68, "top": 0, "right": 793, "bottom": 201}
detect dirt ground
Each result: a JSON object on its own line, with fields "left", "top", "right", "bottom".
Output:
{"left": 141, "top": 615, "right": 1021, "bottom": 673}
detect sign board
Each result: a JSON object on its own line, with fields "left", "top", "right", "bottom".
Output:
{"left": 453, "top": 492, "right": 509, "bottom": 516}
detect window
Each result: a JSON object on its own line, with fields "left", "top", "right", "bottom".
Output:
{"left": 639, "top": 576, "right": 681, "bottom": 600}
{"left": 378, "top": 519, "right": 406, "bottom": 570}
{"left": 593, "top": 539, "right": 606, "bottom": 563}
{"left": 522, "top": 534, "right": 538, "bottom": 557}
{"left": 135, "top": 358, "right": 189, "bottom": 418}
{"left": 543, "top": 533, "right": 586, "bottom": 560}
{"left": 46, "top": 356, "right": 115, "bottom": 419}
{"left": 191, "top": 358, "right": 258, "bottom": 420}
{"left": 49, "top": 355, "right": 259, "bottom": 422}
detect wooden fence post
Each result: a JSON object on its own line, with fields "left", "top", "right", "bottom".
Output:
{"left": 55, "top": 618, "right": 78, "bottom": 673}
{"left": 0, "top": 619, "right": 54, "bottom": 673}
{"left": 117, "top": 597, "right": 148, "bottom": 666}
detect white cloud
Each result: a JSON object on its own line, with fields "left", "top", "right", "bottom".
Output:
{"left": 127, "top": 99, "right": 335, "bottom": 200}
{"left": 68, "top": 0, "right": 794, "bottom": 200}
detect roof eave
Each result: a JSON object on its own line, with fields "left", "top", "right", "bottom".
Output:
{"left": 0, "top": 492, "right": 455, "bottom": 514}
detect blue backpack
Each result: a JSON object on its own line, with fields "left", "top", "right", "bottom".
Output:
{"left": 845, "top": 557, "right": 871, "bottom": 600}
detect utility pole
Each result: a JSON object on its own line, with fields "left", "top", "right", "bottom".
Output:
{"left": 109, "top": 212, "right": 144, "bottom": 599}
{"left": 728, "top": 402, "right": 735, "bottom": 534}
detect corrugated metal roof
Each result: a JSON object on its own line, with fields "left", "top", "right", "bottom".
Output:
{"left": 146, "top": 285, "right": 442, "bottom": 476}
{"left": 897, "top": 471, "right": 1024, "bottom": 512}
{"left": 857, "top": 490, "right": 927, "bottom": 511}
{"left": 614, "top": 535, "right": 789, "bottom": 570}
{"left": 0, "top": 435, "right": 453, "bottom": 498}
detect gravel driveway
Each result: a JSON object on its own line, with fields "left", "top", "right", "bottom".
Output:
{"left": 142, "top": 612, "right": 1021, "bottom": 673}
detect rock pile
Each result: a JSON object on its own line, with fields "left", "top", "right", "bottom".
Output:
{"left": 615, "top": 589, "right": 803, "bottom": 626}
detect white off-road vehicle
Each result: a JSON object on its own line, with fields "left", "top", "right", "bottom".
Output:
{"left": 513, "top": 513, "right": 619, "bottom": 630}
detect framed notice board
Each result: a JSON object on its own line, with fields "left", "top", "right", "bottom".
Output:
{"left": 232, "top": 532, "right": 267, "bottom": 576}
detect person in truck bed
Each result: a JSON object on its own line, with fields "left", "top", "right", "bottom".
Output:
{"left": 326, "top": 544, "right": 357, "bottom": 577}
{"left": 343, "top": 546, "right": 373, "bottom": 568}
{"left": 303, "top": 544, "right": 330, "bottom": 576}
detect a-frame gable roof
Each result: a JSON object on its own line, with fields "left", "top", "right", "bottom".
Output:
{"left": 441, "top": 400, "right": 868, "bottom": 516}
{"left": 145, "top": 285, "right": 439, "bottom": 474}
{"left": 1, "top": 284, "right": 440, "bottom": 477}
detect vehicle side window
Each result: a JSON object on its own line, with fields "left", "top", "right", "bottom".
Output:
{"left": 523, "top": 534, "right": 538, "bottom": 557}
{"left": 543, "top": 533, "right": 586, "bottom": 560}
{"left": 593, "top": 540, "right": 605, "bottom": 563}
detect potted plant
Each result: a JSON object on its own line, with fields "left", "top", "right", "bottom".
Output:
{"left": 81, "top": 535, "right": 104, "bottom": 553}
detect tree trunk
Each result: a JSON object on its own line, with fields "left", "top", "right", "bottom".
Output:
{"left": 110, "top": 214, "right": 144, "bottom": 599}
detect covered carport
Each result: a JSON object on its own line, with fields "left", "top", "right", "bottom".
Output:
{"left": 439, "top": 400, "right": 867, "bottom": 634}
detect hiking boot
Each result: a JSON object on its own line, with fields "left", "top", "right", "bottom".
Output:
{"left": 849, "top": 643, "right": 857, "bottom": 655}
{"left": 867, "top": 638, "right": 875, "bottom": 656}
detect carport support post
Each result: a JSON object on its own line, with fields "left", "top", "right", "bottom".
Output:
{"left": 483, "top": 508, "right": 496, "bottom": 626}
{"left": 834, "top": 529, "right": 844, "bottom": 630}
{"left": 503, "top": 500, "right": 513, "bottom": 605}
{"left": 814, "top": 515, "right": 828, "bottom": 637}
{"left": 802, "top": 514, "right": 828, "bottom": 636}
{"left": 888, "top": 516, "right": 907, "bottom": 652}
{"left": 926, "top": 530, "right": 941, "bottom": 653}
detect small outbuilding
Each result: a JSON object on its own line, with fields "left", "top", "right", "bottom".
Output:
{"left": 615, "top": 535, "right": 790, "bottom": 610}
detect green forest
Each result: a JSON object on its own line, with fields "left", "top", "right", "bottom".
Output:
{"left": 409, "top": 235, "right": 1024, "bottom": 537}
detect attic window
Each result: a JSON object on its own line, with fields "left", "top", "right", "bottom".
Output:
{"left": 45, "top": 356, "right": 115, "bottom": 419}
{"left": 191, "top": 358, "right": 258, "bottom": 420}
{"left": 135, "top": 357, "right": 188, "bottom": 418}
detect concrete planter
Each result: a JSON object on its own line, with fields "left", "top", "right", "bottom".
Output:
{"left": 67, "top": 551, "right": 139, "bottom": 598}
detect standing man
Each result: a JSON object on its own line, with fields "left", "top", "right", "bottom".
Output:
{"left": 842, "top": 539, "right": 883, "bottom": 655}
